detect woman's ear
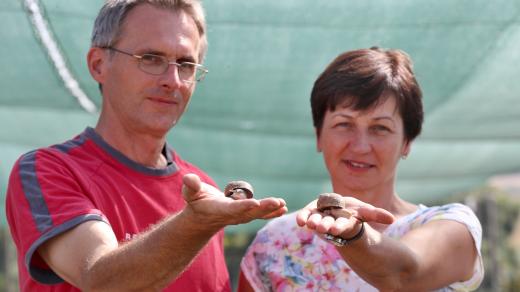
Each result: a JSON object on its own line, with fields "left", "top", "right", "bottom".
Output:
{"left": 402, "top": 140, "right": 412, "bottom": 159}
{"left": 87, "top": 47, "right": 107, "bottom": 84}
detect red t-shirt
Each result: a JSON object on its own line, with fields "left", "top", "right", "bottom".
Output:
{"left": 6, "top": 128, "right": 231, "bottom": 292}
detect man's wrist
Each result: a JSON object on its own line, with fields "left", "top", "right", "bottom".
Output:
{"left": 176, "top": 207, "right": 225, "bottom": 235}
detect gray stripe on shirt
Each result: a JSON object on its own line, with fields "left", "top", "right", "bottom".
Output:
{"left": 19, "top": 150, "right": 53, "bottom": 233}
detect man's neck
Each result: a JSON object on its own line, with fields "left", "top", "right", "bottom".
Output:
{"left": 94, "top": 123, "right": 169, "bottom": 169}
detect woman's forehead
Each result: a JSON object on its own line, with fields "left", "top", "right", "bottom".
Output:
{"left": 333, "top": 95, "right": 400, "bottom": 117}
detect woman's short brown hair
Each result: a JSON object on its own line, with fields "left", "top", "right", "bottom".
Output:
{"left": 310, "top": 47, "right": 424, "bottom": 142}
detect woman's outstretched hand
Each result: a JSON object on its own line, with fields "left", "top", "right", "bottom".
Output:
{"left": 296, "top": 194, "right": 395, "bottom": 238}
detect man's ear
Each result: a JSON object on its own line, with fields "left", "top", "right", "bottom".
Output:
{"left": 87, "top": 47, "right": 107, "bottom": 84}
{"left": 315, "top": 127, "right": 322, "bottom": 153}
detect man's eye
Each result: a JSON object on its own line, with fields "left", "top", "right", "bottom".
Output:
{"left": 179, "top": 63, "right": 196, "bottom": 73}
{"left": 141, "top": 54, "right": 165, "bottom": 66}
{"left": 179, "top": 63, "right": 195, "bottom": 69}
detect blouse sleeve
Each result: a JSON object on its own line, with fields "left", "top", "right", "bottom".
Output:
{"left": 417, "top": 203, "right": 485, "bottom": 291}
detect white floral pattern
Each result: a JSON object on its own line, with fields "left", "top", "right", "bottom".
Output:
{"left": 241, "top": 203, "right": 484, "bottom": 292}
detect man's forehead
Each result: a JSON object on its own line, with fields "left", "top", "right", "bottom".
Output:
{"left": 117, "top": 5, "right": 201, "bottom": 58}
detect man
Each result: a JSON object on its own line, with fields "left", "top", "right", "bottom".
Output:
{"left": 5, "top": 0, "right": 287, "bottom": 291}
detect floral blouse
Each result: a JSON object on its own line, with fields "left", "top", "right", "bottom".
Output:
{"left": 241, "top": 203, "right": 484, "bottom": 292}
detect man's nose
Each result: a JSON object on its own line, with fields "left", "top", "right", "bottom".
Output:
{"left": 159, "top": 64, "right": 183, "bottom": 89}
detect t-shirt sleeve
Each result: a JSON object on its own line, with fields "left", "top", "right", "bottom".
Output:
{"left": 5, "top": 149, "right": 108, "bottom": 284}
{"left": 417, "top": 203, "right": 485, "bottom": 291}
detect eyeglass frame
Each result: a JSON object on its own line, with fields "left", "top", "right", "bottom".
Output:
{"left": 102, "top": 47, "right": 208, "bottom": 83}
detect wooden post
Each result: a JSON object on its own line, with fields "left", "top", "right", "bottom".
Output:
{"left": 3, "top": 227, "right": 18, "bottom": 292}
{"left": 477, "top": 193, "right": 500, "bottom": 291}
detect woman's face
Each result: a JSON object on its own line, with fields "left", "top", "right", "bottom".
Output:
{"left": 316, "top": 96, "right": 410, "bottom": 195}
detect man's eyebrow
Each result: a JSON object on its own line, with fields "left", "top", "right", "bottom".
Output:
{"left": 177, "top": 56, "right": 196, "bottom": 63}
{"left": 137, "top": 48, "right": 166, "bottom": 56}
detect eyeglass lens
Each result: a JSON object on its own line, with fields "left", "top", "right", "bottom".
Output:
{"left": 139, "top": 54, "right": 205, "bottom": 82}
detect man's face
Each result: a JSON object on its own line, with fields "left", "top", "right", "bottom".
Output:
{"left": 97, "top": 4, "right": 201, "bottom": 137}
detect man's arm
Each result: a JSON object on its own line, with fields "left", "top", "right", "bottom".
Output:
{"left": 297, "top": 199, "right": 478, "bottom": 291}
{"left": 38, "top": 174, "right": 287, "bottom": 291}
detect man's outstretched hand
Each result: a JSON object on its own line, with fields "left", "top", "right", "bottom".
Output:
{"left": 182, "top": 174, "right": 287, "bottom": 231}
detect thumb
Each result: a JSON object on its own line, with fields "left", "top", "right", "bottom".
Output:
{"left": 356, "top": 206, "right": 395, "bottom": 224}
{"left": 182, "top": 173, "right": 202, "bottom": 202}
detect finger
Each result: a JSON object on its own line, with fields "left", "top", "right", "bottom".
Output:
{"left": 296, "top": 199, "right": 318, "bottom": 226}
{"left": 306, "top": 213, "right": 324, "bottom": 229}
{"left": 355, "top": 205, "right": 395, "bottom": 224}
{"left": 246, "top": 198, "right": 286, "bottom": 219}
{"left": 222, "top": 198, "right": 286, "bottom": 224}
{"left": 260, "top": 197, "right": 287, "bottom": 208}
{"left": 329, "top": 208, "right": 352, "bottom": 219}
{"left": 315, "top": 216, "right": 336, "bottom": 234}
{"left": 329, "top": 217, "right": 358, "bottom": 236}
{"left": 227, "top": 198, "right": 261, "bottom": 212}
{"left": 182, "top": 173, "right": 202, "bottom": 201}
{"left": 260, "top": 206, "right": 288, "bottom": 219}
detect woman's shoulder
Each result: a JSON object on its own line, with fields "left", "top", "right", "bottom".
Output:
{"left": 413, "top": 203, "right": 480, "bottom": 225}
{"left": 387, "top": 202, "right": 482, "bottom": 241}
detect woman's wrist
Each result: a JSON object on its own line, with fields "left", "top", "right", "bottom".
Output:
{"left": 325, "top": 221, "right": 365, "bottom": 247}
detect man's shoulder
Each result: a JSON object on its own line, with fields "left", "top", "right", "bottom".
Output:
{"left": 10, "top": 130, "right": 100, "bottom": 182}
{"left": 21, "top": 130, "right": 93, "bottom": 161}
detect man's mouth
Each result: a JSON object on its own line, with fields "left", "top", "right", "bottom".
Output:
{"left": 148, "top": 97, "right": 177, "bottom": 105}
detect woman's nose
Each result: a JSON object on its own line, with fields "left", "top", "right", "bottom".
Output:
{"left": 349, "top": 130, "right": 371, "bottom": 154}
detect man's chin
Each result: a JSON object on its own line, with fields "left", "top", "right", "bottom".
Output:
{"left": 139, "top": 122, "right": 176, "bottom": 138}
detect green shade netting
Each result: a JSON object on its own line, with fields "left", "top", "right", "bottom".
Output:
{"left": 1, "top": 0, "right": 519, "bottom": 231}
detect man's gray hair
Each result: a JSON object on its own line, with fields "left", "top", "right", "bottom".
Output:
{"left": 91, "top": 0, "right": 207, "bottom": 62}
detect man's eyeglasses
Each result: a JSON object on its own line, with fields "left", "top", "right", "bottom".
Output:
{"left": 104, "top": 47, "right": 208, "bottom": 83}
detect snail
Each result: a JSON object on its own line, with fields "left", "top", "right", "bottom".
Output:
{"left": 224, "top": 181, "right": 254, "bottom": 200}
{"left": 317, "top": 193, "right": 366, "bottom": 246}
{"left": 317, "top": 193, "right": 352, "bottom": 219}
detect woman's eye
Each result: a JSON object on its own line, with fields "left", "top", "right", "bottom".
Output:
{"left": 372, "top": 125, "right": 391, "bottom": 133}
{"left": 334, "top": 122, "right": 352, "bottom": 129}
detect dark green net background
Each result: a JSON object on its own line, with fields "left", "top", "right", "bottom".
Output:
{"left": 1, "top": 0, "right": 520, "bottom": 232}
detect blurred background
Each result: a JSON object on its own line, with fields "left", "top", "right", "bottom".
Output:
{"left": 2, "top": 0, "right": 520, "bottom": 291}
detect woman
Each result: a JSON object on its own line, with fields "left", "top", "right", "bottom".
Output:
{"left": 238, "top": 48, "right": 483, "bottom": 291}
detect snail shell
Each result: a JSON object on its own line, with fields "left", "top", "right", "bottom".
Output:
{"left": 224, "top": 181, "right": 254, "bottom": 200}
{"left": 317, "top": 193, "right": 352, "bottom": 219}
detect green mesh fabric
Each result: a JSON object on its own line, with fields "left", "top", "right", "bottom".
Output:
{"left": 1, "top": 0, "right": 519, "bottom": 230}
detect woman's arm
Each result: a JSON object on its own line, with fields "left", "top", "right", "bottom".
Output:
{"left": 337, "top": 220, "right": 476, "bottom": 291}
{"left": 297, "top": 199, "right": 478, "bottom": 291}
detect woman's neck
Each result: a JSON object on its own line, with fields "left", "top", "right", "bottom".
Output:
{"left": 332, "top": 184, "right": 417, "bottom": 219}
